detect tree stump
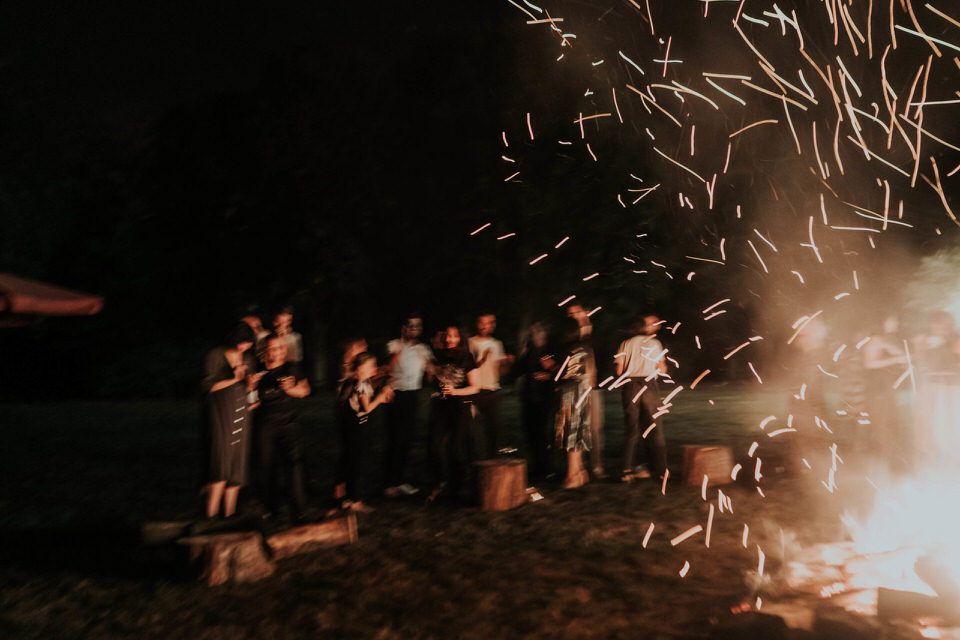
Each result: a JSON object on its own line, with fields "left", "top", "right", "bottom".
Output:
{"left": 265, "top": 513, "right": 358, "bottom": 560}
{"left": 177, "top": 531, "right": 275, "bottom": 586}
{"left": 475, "top": 459, "right": 528, "bottom": 511}
{"left": 681, "top": 445, "right": 734, "bottom": 486}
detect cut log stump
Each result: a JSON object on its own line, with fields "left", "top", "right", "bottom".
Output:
{"left": 681, "top": 445, "right": 734, "bottom": 486}
{"left": 266, "top": 514, "right": 358, "bottom": 560}
{"left": 177, "top": 531, "right": 275, "bottom": 586}
{"left": 475, "top": 459, "right": 528, "bottom": 511}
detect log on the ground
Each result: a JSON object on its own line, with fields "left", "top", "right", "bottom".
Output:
{"left": 681, "top": 445, "right": 734, "bottom": 486}
{"left": 177, "top": 531, "right": 274, "bottom": 586}
{"left": 475, "top": 459, "right": 528, "bottom": 511}
{"left": 266, "top": 514, "right": 358, "bottom": 560}
{"left": 140, "top": 520, "right": 193, "bottom": 545}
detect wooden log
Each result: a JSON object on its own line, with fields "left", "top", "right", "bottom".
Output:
{"left": 681, "top": 445, "right": 734, "bottom": 486}
{"left": 177, "top": 531, "right": 275, "bottom": 586}
{"left": 474, "top": 459, "right": 527, "bottom": 511}
{"left": 265, "top": 514, "right": 358, "bottom": 560}
{"left": 140, "top": 520, "right": 193, "bottom": 545}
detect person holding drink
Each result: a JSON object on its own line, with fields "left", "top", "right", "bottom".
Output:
{"left": 254, "top": 333, "right": 311, "bottom": 521}
{"left": 201, "top": 323, "right": 259, "bottom": 519}
{"left": 426, "top": 325, "right": 482, "bottom": 503}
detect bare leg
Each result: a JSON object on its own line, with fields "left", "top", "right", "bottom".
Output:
{"left": 563, "top": 451, "right": 585, "bottom": 488}
{"left": 206, "top": 481, "right": 226, "bottom": 518}
{"left": 223, "top": 485, "right": 240, "bottom": 518}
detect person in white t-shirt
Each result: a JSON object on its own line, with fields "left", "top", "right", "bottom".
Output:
{"left": 273, "top": 307, "right": 304, "bottom": 364}
{"left": 615, "top": 313, "right": 668, "bottom": 482}
{"left": 383, "top": 313, "right": 433, "bottom": 497}
{"left": 468, "top": 313, "right": 514, "bottom": 458}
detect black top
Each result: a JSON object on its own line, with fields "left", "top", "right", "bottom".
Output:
{"left": 256, "top": 362, "right": 303, "bottom": 426}
{"left": 556, "top": 343, "right": 594, "bottom": 390}
{"left": 433, "top": 347, "right": 477, "bottom": 393}
{"left": 515, "top": 343, "right": 556, "bottom": 401}
{"left": 337, "top": 377, "right": 375, "bottom": 424}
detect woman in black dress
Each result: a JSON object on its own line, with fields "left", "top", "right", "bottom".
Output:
{"left": 201, "top": 323, "right": 257, "bottom": 518}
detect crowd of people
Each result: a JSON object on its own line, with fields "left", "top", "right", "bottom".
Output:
{"left": 200, "top": 305, "right": 673, "bottom": 521}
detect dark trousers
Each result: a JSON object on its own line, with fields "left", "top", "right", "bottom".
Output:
{"left": 473, "top": 389, "right": 503, "bottom": 458}
{"left": 385, "top": 390, "right": 419, "bottom": 487}
{"left": 621, "top": 379, "right": 667, "bottom": 476}
{"left": 337, "top": 412, "right": 368, "bottom": 501}
{"left": 589, "top": 391, "right": 605, "bottom": 472}
{"left": 427, "top": 398, "right": 486, "bottom": 496}
{"left": 522, "top": 392, "right": 553, "bottom": 479}
{"left": 257, "top": 421, "right": 306, "bottom": 515}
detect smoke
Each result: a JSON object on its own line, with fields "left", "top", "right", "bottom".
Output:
{"left": 907, "top": 249, "right": 960, "bottom": 325}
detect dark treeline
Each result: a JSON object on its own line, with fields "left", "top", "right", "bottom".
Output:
{"left": 1, "top": 1, "right": 952, "bottom": 399}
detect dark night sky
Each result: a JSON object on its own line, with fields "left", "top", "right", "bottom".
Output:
{"left": 0, "top": 2, "right": 526, "bottom": 397}
{"left": 2, "top": 2, "right": 958, "bottom": 398}
{"left": 2, "top": 3, "right": 333, "bottom": 125}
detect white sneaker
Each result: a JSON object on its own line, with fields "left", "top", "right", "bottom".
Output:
{"left": 397, "top": 483, "right": 420, "bottom": 496}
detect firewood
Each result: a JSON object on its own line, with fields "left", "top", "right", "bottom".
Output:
{"left": 177, "top": 531, "right": 275, "bottom": 586}
{"left": 681, "top": 445, "right": 734, "bottom": 486}
{"left": 265, "top": 514, "right": 358, "bottom": 560}
{"left": 475, "top": 459, "right": 528, "bottom": 511}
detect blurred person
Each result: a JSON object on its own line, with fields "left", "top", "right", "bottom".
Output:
{"left": 384, "top": 312, "right": 432, "bottom": 497}
{"left": 862, "top": 315, "right": 908, "bottom": 465}
{"left": 430, "top": 329, "right": 446, "bottom": 352}
{"left": 914, "top": 310, "right": 960, "bottom": 374}
{"left": 201, "top": 323, "right": 258, "bottom": 519}
{"left": 554, "top": 317, "right": 595, "bottom": 489}
{"left": 567, "top": 303, "right": 605, "bottom": 479}
{"left": 334, "top": 337, "right": 368, "bottom": 500}
{"left": 241, "top": 314, "right": 270, "bottom": 364}
{"left": 254, "top": 334, "right": 311, "bottom": 521}
{"left": 338, "top": 352, "right": 394, "bottom": 511}
{"left": 787, "top": 315, "right": 829, "bottom": 474}
{"left": 615, "top": 314, "right": 669, "bottom": 483}
{"left": 514, "top": 322, "right": 556, "bottom": 480}
{"left": 273, "top": 306, "right": 303, "bottom": 364}
{"left": 426, "top": 325, "right": 484, "bottom": 503}
{"left": 912, "top": 311, "right": 960, "bottom": 466}
{"left": 468, "top": 313, "right": 515, "bottom": 457}
{"left": 339, "top": 337, "right": 369, "bottom": 382}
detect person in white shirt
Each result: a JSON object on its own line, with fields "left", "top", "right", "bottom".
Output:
{"left": 468, "top": 313, "right": 514, "bottom": 457}
{"left": 383, "top": 313, "right": 432, "bottom": 496}
{"left": 273, "top": 307, "right": 304, "bottom": 364}
{"left": 615, "top": 314, "right": 668, "bottom": 482}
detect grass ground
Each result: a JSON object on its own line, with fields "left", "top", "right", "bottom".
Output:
{"left": 0, "top": 383, "right": 850, "bottom": 639}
